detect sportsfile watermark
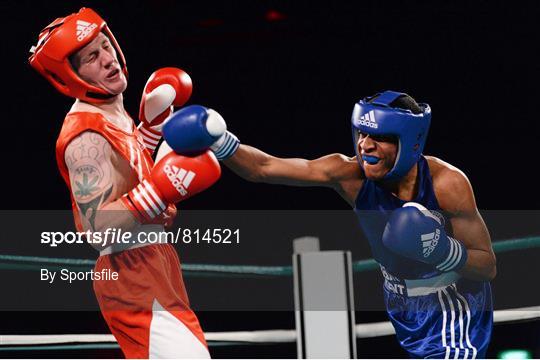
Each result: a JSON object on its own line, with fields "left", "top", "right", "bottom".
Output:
{"left": 1, "top": 210, "right": 539, "bottom": 311}
{"left": 40, "top": 228, "right": 240, "bottom": 248}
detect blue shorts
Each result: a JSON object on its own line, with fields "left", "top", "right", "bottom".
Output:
{"left": 384, "top": 278, "right": 493, "bottom": 359}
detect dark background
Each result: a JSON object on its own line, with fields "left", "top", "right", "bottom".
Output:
{"left": 1, "top": 0, "right": 539, "bottom": 358}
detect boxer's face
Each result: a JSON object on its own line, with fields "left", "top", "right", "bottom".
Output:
{"left": 357, "top": 132, "right": 398, "bottom": 180}
{"left": 72, "top": 32, "right": 127, "bottom": 96}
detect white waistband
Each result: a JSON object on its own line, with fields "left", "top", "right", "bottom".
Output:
{"left": 404, "top": 271, "right": 461, "bottom": 297}
{"left": 98, "top": 225, "right": 167, "bottom": 256}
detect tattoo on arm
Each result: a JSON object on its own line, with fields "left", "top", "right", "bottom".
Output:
{"left": 76, "top": 185, "right": 113, "bottom": 230}
{"left": 65, "top": 132, "right": 114, "bottom": 230}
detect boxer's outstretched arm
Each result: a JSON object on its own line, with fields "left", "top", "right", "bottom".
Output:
{"left": 224, "top": 143, "right": 361, "bottom": 192}
{"left": 435, "top": 166, "right": 497, "bottom": 281}
{"left": 160, "top": 106, "right": 362, "bottom": 203}
{"left": 64, "top": 131, "right": 139, "bottom": 234}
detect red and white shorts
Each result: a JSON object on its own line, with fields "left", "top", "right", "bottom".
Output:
{"left": 93, "top": 243, "right": 209, "bottom": 359}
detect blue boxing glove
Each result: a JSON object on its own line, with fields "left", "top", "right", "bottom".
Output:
{"left": 162, "top": 105, "right": 240, "bottom": 160}
{"left": 163, "top": 105, "right": 224, "bottom": 154}
{"left": 382, "top": 202, "right": 468, "bottom": 272}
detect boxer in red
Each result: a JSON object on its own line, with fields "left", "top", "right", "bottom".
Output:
{"left": 29, "top": 8, "right": 220, "bottom": 358}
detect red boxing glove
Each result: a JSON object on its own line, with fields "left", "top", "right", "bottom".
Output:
{"left": 138, "top": 67, "right": 193, "bottom": 153}
{"left": 121, "top": 151, "right": 220, "bottom": 223}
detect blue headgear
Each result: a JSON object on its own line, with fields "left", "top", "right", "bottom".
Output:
{"left": 351, "top": 90, "right": 431, "bottom": 180}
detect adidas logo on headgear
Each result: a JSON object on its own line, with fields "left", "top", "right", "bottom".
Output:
{"left": 76, "top": 20, "right": 98, "bottom": 42}
{"left": 358, "top": 110, "right": 378, "bottom": 129}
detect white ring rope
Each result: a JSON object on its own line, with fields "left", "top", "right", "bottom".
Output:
{"left": 1, "top": 306, "right": 538, "bottom": 346}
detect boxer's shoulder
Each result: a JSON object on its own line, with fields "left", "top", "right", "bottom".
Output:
{"left": 325, "top": 153, "right": 362, "bottom": 181}
{"left": 67, "top": 101, "right": 133, "bottom": 133}
{"left": 327, "top": 154, "right": 363, "bottom": 205}
{"left": 64, "top": 130, "right": 112, "bottom": 165}
{"left": 67, "top": 101, "right": 108, "bottom": 122}
{"left": 57, "top": 111, "right": 104, "bottom": 156}
{"left": 62, "top": 109, "right": 107, "bottom": 133}
{"left": 425, "top": 156, "right": 474, "bottom": 211}
{"left": 69, "top": 100, "right": 100, "bottom": 114}
{"left": 425, "top": 156, "right": 468, "bottom": 185}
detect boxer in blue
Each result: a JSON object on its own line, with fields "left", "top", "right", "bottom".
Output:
{"left": 162, "top": 91, "right": 496, "bottom": 358}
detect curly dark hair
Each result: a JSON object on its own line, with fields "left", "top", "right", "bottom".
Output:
{"left": 368, "top": 92, "right": 423, "bottom": 114}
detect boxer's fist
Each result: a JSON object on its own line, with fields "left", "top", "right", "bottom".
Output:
{"left": 151, "top": 150, "right": 221, "bottom": 203}
{"left": 163, "top": 105, "right": 226, "bottom": 155}
{"left": 139, "top": 67, "right": 193, "bottom": 126}
{"left": 382, "top": 202, "right": 467, "bottom": 272}
{"left": 122, "top": 151, "right": 221, "bottom": 223}
{"left": 138, "top": 68, "right": 192, "bottom": 153}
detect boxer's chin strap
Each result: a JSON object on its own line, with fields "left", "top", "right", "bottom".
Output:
{"left": 86, "top": 91, "right": 116, "bottom": 101}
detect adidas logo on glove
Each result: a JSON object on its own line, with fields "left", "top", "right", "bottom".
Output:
{"left": 421, "top": 229, "right": 440, "bottom": 258}
{"left": 76, "top": 20, "right": 98, "bottom": 42}
{"left": 164, "top": 164, "right": 196, "bottom": 196}
{"left": 358, "top": 110, "right": 378, "bottom": 129}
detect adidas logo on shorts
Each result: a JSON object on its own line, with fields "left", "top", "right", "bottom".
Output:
{"left": 164, "top": 164, "right": 196, "bottom": 196}
{"left": 358, "top": 110, "right": 378, "bottom": 129}
{"left": 76, "top": 20, "right": 98, "bottom": 42}
{"left": 421, "top": 229, "right": 440, "bottom": 258}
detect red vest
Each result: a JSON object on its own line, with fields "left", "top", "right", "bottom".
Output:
{"left": 56, "top": 112, "right": 154, "bottom": 231}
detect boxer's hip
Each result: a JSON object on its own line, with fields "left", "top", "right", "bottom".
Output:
{"left": 93, "top": 242, "right": 189, "bottom": 312}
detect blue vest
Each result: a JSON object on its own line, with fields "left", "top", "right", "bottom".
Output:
{"left": 354, "top": 156, "right": 492, "bottom": 358}
{"left": 354, "top": 155, "right": 442, "bottom": 280}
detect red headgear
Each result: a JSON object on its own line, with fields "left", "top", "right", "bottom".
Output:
{"left": 29, "top": 8, "right": 128, "bottom": 103}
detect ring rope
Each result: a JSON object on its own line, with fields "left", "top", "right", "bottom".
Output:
{"left": 1, "top": 306, "right": 538, "bottom": 350}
